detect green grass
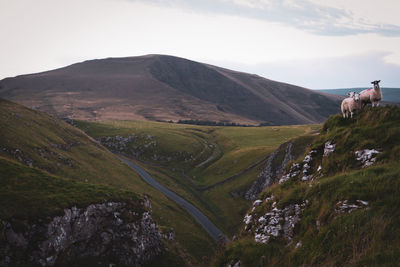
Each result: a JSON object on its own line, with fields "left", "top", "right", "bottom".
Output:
{"left": 0, "top": 157, "right": 142, "bottom": 221}
{"left": 76, "top": 119, "right": 318, "bottom": 237}
{"left": 213, "top": 162, "right": 400, "bottom": 266}
{"left": 0, "top": 99, "right": 322, "bottom": 264}
{"left": 0, "top": 98, "right": 144, "bottom": 187}
{"left": 0, "top": 99, "right": 216, "bottom": 264}
{"left": 213, "top": 106, "right": 400, "bottom": 266}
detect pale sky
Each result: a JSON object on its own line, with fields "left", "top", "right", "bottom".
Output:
{"left": 1, "top": 0, "right": 400, "bottom": 88}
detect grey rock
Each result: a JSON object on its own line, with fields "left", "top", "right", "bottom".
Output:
{"left": 0, "top": 201, "right": 162, "bottom": 266}
{"left": 247, "top": 200, "right": 307, "bottom": 244}
{"left": 335, "top": 199, "right": 369, "bottom": 214}
{"left": 323, "top": 141, "right": 336, "bottom": 157}
{"left": 355, "top": 149, "right": 381, "bottom": 168}
{"left": 246, "top": 142, "right": 293, "bottom": 200}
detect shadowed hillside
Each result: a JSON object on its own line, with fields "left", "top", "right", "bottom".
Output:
{"left": 0, "top": 55, "right": 341, "bottom": 125}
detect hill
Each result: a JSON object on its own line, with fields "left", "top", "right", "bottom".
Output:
{"left": 213, "top": 105, "right": 400, "bottom": 266}
{"left": 0, "top": 99, "right": 220, "bottom": 265}
{"left": 0, "top": 55, "right": 341, "bottom": 125}
{"left": 316, "top": 88, "right": 400, "bottom": 103}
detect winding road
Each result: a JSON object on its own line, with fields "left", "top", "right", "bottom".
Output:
{"left": 119, "top": 156, "right": 226, "bottom": 242}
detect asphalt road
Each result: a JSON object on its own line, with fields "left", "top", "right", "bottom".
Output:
{"left": 119, "top": 156, "right": 226, "bottom": 242}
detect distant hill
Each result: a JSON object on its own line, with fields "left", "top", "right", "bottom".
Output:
{"left": 316, "top": 88, "right": 400, "bottom": 103}
{"left": 0, "top": 55, "right": 341, "bottom": 125}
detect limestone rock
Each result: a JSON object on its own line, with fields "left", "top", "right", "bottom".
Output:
{"left": 0, "top": 201, "right": 162, "bottom": 266}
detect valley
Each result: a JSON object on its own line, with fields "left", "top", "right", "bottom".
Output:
{"left": 75, "top": 119, "right": 319, "bottom": 238}
{"left": 1, "top": 98, "right": 319, "bottom": 265}
{"left": 1, "top": 55, "right": 399, "bottom": 266}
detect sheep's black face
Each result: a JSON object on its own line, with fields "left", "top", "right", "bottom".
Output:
{"left": 371, "top": 80, "right": 381, "bottom": 85}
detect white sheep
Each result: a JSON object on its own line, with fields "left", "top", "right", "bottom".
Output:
{"left": 341, "top": 91, "right": 361, "bottom": 118}
{"left": 360, "top": 80, "right": 382, "bottom": 107}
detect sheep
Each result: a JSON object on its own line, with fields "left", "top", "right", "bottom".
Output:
{"left": 359, "top": 80, "right": 382, "bottom": 107}
{"left": 341, "top": 91, "right": 361, "bottom": 118}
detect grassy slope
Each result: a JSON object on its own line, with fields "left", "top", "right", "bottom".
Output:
{"left": 76, "top": 120, "right": 319, "bottom": 236}
{"left": 0, "top": 98, "right": 142, "bottom": 187}
{"left": 0, "top": 156, "right": 142, "bottom": 221}
{"left": 214, "top": 106, "right": 400, "bottom": 266}
{"left": 0, "top": 99, "right": 215, "bottom": 264}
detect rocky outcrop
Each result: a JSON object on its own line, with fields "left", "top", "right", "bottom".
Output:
{"left": 0, "top": 200, "right": 162, "bottom": 266}
{"left": 98, "top": 134, "right": 194, "bottom": 163}
{"left": 243, "top": 195, "right": 308, "bottom": 244}
{"left": 301, "top": 149, "right": 317, "bottom": 181}
{"left": 335, "top": 200, "right": 369, "bottom": 214}
{"left": 323, "top": 141, "right": 336, "bottom": 157}
{"left": 245, "top": 142, "right": 293, "bottom": 200}
{"left": 279, "top": 163, "right": 301, "bottom": 184}
{"left": 98, "top": 134, "right": 138, "bottom": 152}
{"left": 355, "top": 149, "right": 381, "bottom": 168}
{"left": 279, "top": 148, "right": 319, "bottom": 184}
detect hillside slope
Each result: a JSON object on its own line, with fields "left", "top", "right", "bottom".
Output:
{"left": 0, "top": 55, "right": 341, "bottom": 125}
{"left": 214, "top": 106, "right": 400, "bottom": 266}
{"left": 0, "top": 99, "right": 218, "bottom": 265}
{"left": 0, "top": 98, "right": 142, "bottom": 186}
{"left": 0, "top": 156, "right": 163, "bottom": 266}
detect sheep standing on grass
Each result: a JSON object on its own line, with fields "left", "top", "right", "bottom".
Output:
{"left": 360, "top": 80, "right": 382, "bottom": 107}
{"left": 341, "top": 92, "right": 361, "bottom": 118}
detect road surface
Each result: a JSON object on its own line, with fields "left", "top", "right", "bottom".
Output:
{"left": 119, "top": 156, "right": 226, "bottom": 242}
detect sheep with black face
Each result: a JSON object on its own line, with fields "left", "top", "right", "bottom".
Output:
{"left": 341, "top": 91, "right": 361, "bottom": 118}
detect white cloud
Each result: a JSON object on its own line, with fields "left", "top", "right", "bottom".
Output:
{"left": 131, "top": 0, "right": 400, "bottom": 36}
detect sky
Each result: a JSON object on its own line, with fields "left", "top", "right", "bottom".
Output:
{"left": 1, "top": 0, "right": 400, "bottom": 89}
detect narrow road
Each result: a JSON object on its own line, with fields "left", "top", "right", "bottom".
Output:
{"left": 119, "top": 156, "right": 226, "bottom": 242}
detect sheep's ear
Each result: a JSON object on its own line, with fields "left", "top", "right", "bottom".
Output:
{"left": 378, "top": 80, "right": 381, "bottom": 83}
{"left": 371, "top": 81, "right": 374, "bottom": 84}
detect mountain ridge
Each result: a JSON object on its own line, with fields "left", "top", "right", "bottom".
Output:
{"left": 0, "top": 54, "right": 341, "bottom": 125}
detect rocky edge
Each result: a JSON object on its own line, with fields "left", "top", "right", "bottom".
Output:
{"left": 0, "top": 199, "right": 162, "bottom": 266}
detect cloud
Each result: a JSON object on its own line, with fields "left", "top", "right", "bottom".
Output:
{"left": 211, "top": 51, "right": 400, "bottom": 88}
{"left": 126, "top": 0, "right": 400, "bottom": 36}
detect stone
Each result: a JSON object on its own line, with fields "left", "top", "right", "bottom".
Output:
{"left": 246, "top": 142, "right": 293, "bottom": 200}
{"left": 355, "top": 149, "right": 381, "bottom": 168}
{"left": 335, "top": 199, "right": 369, "bottom": 214}
{"left": 323, "top": 141, "right": 336, "bottom": 157}
{"left": 253, "top": 200, "right": 263, "bottom": 207}
{"left": 247, "top": 200, "right": 308, "bottom": 244}
{"left": 0, "top": 201, "right": 162, "bottom": 266}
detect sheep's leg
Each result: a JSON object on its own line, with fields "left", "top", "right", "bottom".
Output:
{"left": 376, "top": 101, "right": 380, "bottom": 107}
{"left": 350, "top": 111, "right": 353, "bottom": 118}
